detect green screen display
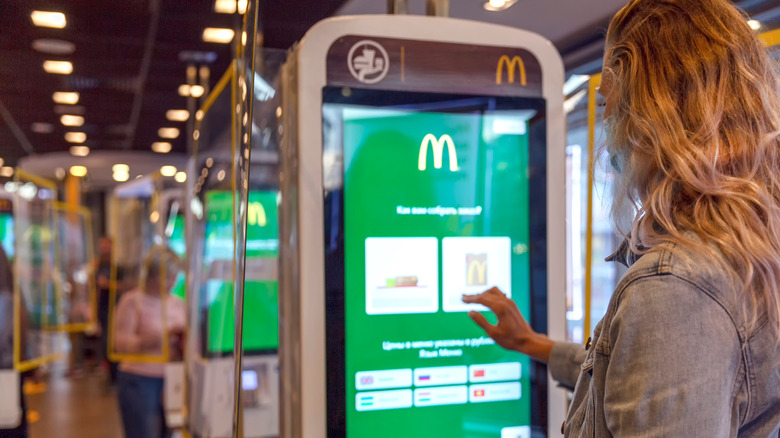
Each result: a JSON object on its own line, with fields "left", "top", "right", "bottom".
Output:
{"left": 203, "top": 190, "right": 279, "bottom": 354}
{"left": 326, "top": 91, "right": 546, "bottom": 438}
{"left": 0, "top": 213, "right": 13, "bottom": 260}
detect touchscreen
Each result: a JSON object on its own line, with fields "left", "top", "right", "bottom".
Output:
{"left": 202, "top": 190, "right": 279, "bottom": 355}
{"left": 324, "top": 88, "right": 547, "bottom": 438}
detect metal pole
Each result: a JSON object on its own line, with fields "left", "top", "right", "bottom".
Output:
{"left": 387, "top": 0, "right": 410, "bottom": 14}
{"left": 425, "top": 0, "right": 449, "bottom": 16}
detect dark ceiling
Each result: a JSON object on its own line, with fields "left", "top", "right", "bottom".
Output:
{"left": 0, "top": 0, "right": 347, "bottom": 168}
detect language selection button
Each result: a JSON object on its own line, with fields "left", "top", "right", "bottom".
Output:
{"left": 469, "top": 382, "right": 521, "bottom": 403}
{"left": 469, "top": 362, "right": 521, "bottom": 383}
{"left": 355, "top": 369, "right": 412, "bottom": 391}
{"left": 413, "top": 385, "right": 468, "bottom": 407}
{"left": 414, "top": 365, "right": 467, "bottom": 387}
{"left": 355, "top": 389, "right": 413, "bottom": 412}
{"left": 501, "top": 426, "right": 531, "bottom": 438}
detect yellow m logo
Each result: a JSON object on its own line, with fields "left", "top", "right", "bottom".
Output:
{"left": 466, "top": 253, "right": 488, "bottom": 286}
{"left": 496, "top": 55, "right": 527, "bottom": 86}
{"left": 247, "top": 202, "right": 267, "bottom": 227}
{"left": 418, "top": 134, "right": 459, "bottom": 172}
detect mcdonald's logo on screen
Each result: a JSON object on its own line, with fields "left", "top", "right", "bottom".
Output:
{"left": 496, "top": 55, "right": 527, "bottom": 86}
{"left": 247, "top": 202, "right": 267, "bottom": 227}
{"left": 466, "top": 253, "right": 488, "bottom": 286}
{"left": 418, "top": 134, "right": 459, "bottom": 172}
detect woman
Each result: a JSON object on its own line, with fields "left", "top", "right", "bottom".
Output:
{"left": 114, "top": 246, "right": 185, "bottom": 438}
{"left": 464, "top": 0, "right": 780, "bottom": 435}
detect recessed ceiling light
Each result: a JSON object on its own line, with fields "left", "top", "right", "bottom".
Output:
{"left": 31, "top": 122, "right": 54, "bottom": 134}
{"left": 61, "top": 115, "right": 84, "bottom": 127}
{"left": 174, "top": 171, "right": 187, "bottom": 183}
{"left": 69, "top": 145, "right": 90, "bottom": 157}
{"left": 113, "top": 164, "right": 129, "bottom": 173}
{"left": 0, "top": 167, "right": 13, "bottom": 178}
{"left": 32, "top": 39, "right": 75, "bottom": 55}
{"left": 113, "top": 172, "right": 129, "bottom": 182}
{"left": 152, "top": 142, "right": 172, "bottom": 153}
{"left": 69, "top": 165, "right": 87, "bottom": 177}
{"left": 215, "top": 0, "right": 248, "bottom": 14}
{"left": 483, "top": 0, "right": 517, "bottom": 11}
{"left": 160, "top": 165, "right": 177, "bottom": 177}
{"left": 53, "top": 92, "right": 79, "bottom": 105}
{"left": 748, "top": 19, "right": 761, "bottom": 31}
{"left": 166, "top": 110, "right": 189, "bottom": 122}
{"left": 158, "top": 127, "right": 180, "bottom": 139}
{"left": 31, "top": 11, "right": 66, "bottom": 29}
{"left": 43, "top": 60, "right": 73, "bottom": 75}
{"left": 190, "top": 85, "right": 205, "bottom": 98}
{"left": 65, "top": 132, "right": 86, "bottom": 143}
{"left": 178, "top": 84, "right": 191, "bottom": 97}
{"left": 202, "top": 28, "right": 235, "bottom": 44}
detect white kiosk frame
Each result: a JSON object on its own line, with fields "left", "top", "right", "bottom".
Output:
{"left": 280, "top": 15, "right": 566, "bottom": 438}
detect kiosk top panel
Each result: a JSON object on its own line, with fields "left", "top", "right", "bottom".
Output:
{"left": 326, "top": 36, "right": 543, "bottom": 97}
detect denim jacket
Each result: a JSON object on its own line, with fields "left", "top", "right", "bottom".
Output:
{"left": 548, "top": 240, "right": 780, "bottom": 437}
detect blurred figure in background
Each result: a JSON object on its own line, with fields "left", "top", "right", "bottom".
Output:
{"left": 94, "top": 236, "right": 118, "bottom": 388}
{"left": 0, "top": 246, "right": 27, "bottom": 437}
{"left": 114, "top": 246, "right": 185, "bottom": 438}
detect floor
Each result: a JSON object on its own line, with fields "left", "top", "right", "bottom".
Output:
{"left": 26, "top": 369, "right": 123, "bottom": 438}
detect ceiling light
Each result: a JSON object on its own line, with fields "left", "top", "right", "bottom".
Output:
{"left": 190, "top": 85, "right": 205, "bottom": 98}
{"left": 160, "top": 165, "right": 177, "bottom": 177}
{"left": 748, "top": 20, "right": 761, "bottom": 31}
{"left": 65, "top": 132, "right": 86, "bottom": 143}
{"left": 69, "top": 145, "right": 90, "bottom": 157}
{"left": 113, "top": 172, "right": 129, "bottom": 182}
{"left": 158, "top": 127, "right": 180, "bottom": 139}
{"left": 31, "top": 11, "right": 66, "bottom": 29}
{"left": 178, "top": 84, "right": 191, "bottom": 97}
{"left": 150, "top": 211, "right": 160, "bottom": 223}
{"left": 217, "top": 170, "right": 226, "bottom": 181}
{"left": 31, "top": 122, "right": 54, "bottom": 134}
{"left": 69, "top": 165, "right": 87, "bottom": 177}
{"left": 215, "top": 0, "right": 248, "bottom": 14}
{"left": 152, "top": 142, "right": 172, "bottom": 153}
{"left": 112, "top": 164, "right": 129, "bottom": 173}
{"left": 53, "top": 92, "right": 79, "bottom": 105}
{"left": 196, "top": 110, "right": 204, "bottom": 121}
{"left": 43, "top": 60, "right": 73, "bottom": 75}
{"left": 202, "top": 28, "right": 235, "bottom": 44}
{"left": 32, "top": 39, "right": 75, "bottom": 55}
{"left": 166, "top": 110, "right": 189, "bottom": 122}
{"left": 0, "top": 167, "right": 13, "bottom": 178}
{"left": 174, "top": 172, "right": 187, "bottom": 183}
{"left": 483, "top": 0, "right": 517, "bottom": 11}
{"left": 55, "top": 168, "right": 66, "bottom": 180}
{"left": 61, "top": 115, "right": 84, "bottom": 127}
{"left": 0, "top": 158, "right": 3, "bottom": 167}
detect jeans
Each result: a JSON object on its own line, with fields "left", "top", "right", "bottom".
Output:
{"left": 117, "top": 371, "right": 169, "bottom": 438}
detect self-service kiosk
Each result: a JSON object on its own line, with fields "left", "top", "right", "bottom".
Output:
{"left": 278, "top": 15, "right": 566, "bottom": 438}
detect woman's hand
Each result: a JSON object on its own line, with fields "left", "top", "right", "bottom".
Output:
{"left": 462, "top": 287, "right": 554, "bottom": 363}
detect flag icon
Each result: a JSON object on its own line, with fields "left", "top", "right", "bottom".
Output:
{"left": 419, "top": 375, "right": 431, "bottom": 381}
{"left": 474, "top": 369, "right": 485, "bottom": 378}
{"left": 474, "top": 389, "right": 485, "bottom": 397}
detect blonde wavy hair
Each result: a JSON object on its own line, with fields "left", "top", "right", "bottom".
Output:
{"left": 604, "top": 0, "right": 780, "bottom": 336}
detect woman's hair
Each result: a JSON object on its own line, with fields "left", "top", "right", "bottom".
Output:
{"left": 604, "top": 0, "right": 780, "bottom": 335}
{"left": 140, "top": 245, "right": 182, "bottom": 290}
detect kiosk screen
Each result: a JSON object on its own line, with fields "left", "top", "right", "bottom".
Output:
{"left": 323, "top": 87, "right": 548, "bottom": 437}
{"left": 203, "top": 190, "right": 279, "bottom": 355}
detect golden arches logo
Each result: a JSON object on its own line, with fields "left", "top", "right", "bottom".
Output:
{"left": 496, "top": 55, "right": 527, "bottom": 86}
{"left": 466, "top": 253, "right": 488, "bottom": 286}
{"left": 247, "top": 202, "right": 267, "bottom": 227}
{"left": 418, "top": 134, "right": 459, "bottom": 172}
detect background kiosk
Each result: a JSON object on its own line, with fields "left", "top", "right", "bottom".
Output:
{"left": 279, "top": 15, "right": 566, "bottom": 438}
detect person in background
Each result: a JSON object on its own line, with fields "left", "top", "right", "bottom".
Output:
{"left": 0, "top": 246, "right": 27, "bottom": 438}
{"left": 94, "top": 236, "right": 118, "bottom": 387}
{"left": 114, "top": 246, "right": 186, "bottom": 438}
{"left": 464, "top": 0, "right": 780, "bottom": 436}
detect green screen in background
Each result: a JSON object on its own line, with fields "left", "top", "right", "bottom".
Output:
{"left": 0, "top": 213, "right": 13, "bottom": 260}
{"left": 203, "top": 190, "right": 279, "bottom": 354}
{"left": 331, "top": 96, "right": 544, "bottom": 438}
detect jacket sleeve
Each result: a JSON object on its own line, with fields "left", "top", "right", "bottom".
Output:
{"left": 603, "top": 275, "right": 740, "bottom": 437}
{"left": 548, "top": 341, "right": 587, "bottom": 390}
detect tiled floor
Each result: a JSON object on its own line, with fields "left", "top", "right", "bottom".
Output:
{"left": 27, "top": 371, "right": 123, "bottom": 438}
